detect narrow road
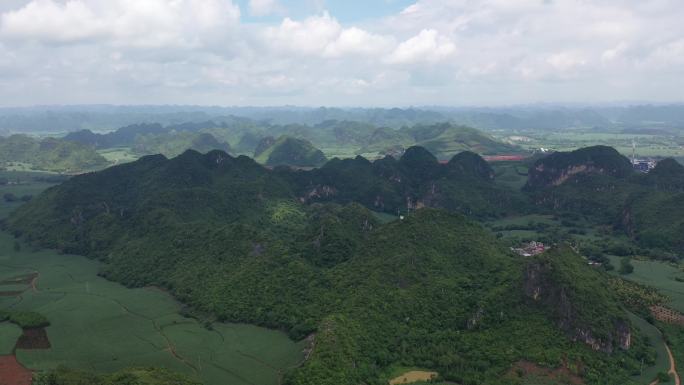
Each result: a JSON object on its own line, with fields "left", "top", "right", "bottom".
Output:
{"left": 649, "top": 343, "right": 680, "bottom": 385}
{"left": 666, "top": 344, "right": 681, "bottom": 385}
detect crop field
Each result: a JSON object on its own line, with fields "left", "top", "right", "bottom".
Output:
{"left": 609, "top": 256, "right": 684, "bottom": 313}
{"left": 0, "top": 323, "right": 22, "bottom": 354}
{"left": 0, "top": 232, "right": 304, "bottom": 385}
{"left": 97, "top": 147, "right": 139, "bottom": 165}
{"left": 509, "top": 131, "right": 684, "bottom": 159}
{"left": 626, "top": 312, "right": 670, "bottom": 384}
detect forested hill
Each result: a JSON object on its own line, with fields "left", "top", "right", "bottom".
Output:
{"left": 525, "top": 146, "right": 684, "bottom": 253}
{"left": 63, "top": 119, "right": 520, "bottom": 163}
{"left": 3, "top": 146, "right": 659, "bottom": 385}
{"left": 525, "top": 145, "right": 634, "bottom": 190}
{"left": 254, "top": 136, "right": 327, "bottom": 167}
{"left": 63, "top": 121, "right": 225, "bottom": 148}
{"left": 0, "top": 134, "right": 108, "bottom": 173}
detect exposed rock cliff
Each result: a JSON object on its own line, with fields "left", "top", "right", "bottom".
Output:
{"left": 524, "top": 246, "right": 631, "bottom": 353}
{"left": 525, "top": 146, "right": 633, "bottom": 190}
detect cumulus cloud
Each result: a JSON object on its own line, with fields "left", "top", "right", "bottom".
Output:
{"left": 0, "top": 0, "right": 683, "bottom": 106}
{"left": 0, "top": 0, "right": 241, "bottom": 48}
{"left": 263, "top": 12, "right": 393, "bottom": 58}
{"left": 387, "top": 29, "right": 456, "bottom": 64}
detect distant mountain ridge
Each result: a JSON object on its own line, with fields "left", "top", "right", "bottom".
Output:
{"left": 3, "top": 104, "right": 684, "bottom": 133}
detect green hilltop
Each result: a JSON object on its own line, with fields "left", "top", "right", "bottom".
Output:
{"left": 254, "top": 136, "right": 328, "bottom": 167}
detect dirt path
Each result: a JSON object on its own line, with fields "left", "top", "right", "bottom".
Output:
{"left": 649, "top": 343, "right": 680, "bottom": 385}
{"left": 0, "top": 355, "right": 32, "bottom": 385}
{"left": 30, "top": 272, "right": 39, "bottom": 293}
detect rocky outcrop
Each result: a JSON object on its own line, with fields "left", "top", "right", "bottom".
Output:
{"left": 525, "top": 146, "right": 633, "bottom": 190}
{"left": 524, "top": 256, "right": 631, "bottom": 353}
{"left": 300, "top": 185, "right": 338, "bottom": 202}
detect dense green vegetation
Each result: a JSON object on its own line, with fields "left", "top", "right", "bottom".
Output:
{"left": 133, "top": 132, "right": 231, "bottom": 158}
{"left": 526, "top": 146, "right": 684, "bottom": 254}
{"left": 0, "top": 134, "right": 108, "bottom": 173}
{"left": 5, "top": 147, "right": 673, "bottom": 385}
{"left": 64, "top": 118, "right": 520, "bottom": 162}
{"left": 254, "top": 136, "right": 327, "bottom": 167}
{"left": 0, "top": 310, "right": 50, "bottom": 328}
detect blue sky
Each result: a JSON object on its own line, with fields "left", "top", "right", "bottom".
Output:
{"left": 0, "top": 0, "right": 683, "bottom": 107}
{"left": 238, "top": 0, "right": 415, "bottom": 22}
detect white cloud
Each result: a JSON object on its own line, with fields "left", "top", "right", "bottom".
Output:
{"left": 547, "top": 51, "right": 588, "bottom": 72}
{"left": 0, "top": 0, "right": 683, "bottom": 106}
{"left": 264, "top": 12, "right": 392, "bottom": 58}
{"left": 0, "top": 0, "right": 241, "bottom": 48}
{"left": 1, "top": 0, "right": 103, "bottom": 43}
{"left": 249, "top": 0, "right": 284, "bottom": 17}
{"left": 387, "top": 29, "right": 456, "bottom": 64}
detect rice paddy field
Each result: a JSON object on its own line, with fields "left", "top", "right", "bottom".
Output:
{"left": 0, "top": 173, "right": 305, "bottom": 385}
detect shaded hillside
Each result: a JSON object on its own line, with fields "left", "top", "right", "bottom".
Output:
{"left": 283, "top": 146, "right": 521, "bottom": 218}
{"left": 5, "top": 154, "right": 651, "bottom": 384}
{"left": 525, "top": 146, "right": 633, "bottom": 190}
{"left": 525, "top": 147, "right": 684, "bottom": 253}
{"left": 64, "top": 123, "right": 167, "bottom": 148}
{"left": 403, "top": 123, "right": 520, "bottom": 159}
{"left": 356, "top": 123, "right": 519, "bottom": 159}
{"left": 133, "top": 132, "right": 231, "bottom": 158}
{"left": 64, "top": 121, "right": 225, "bottom": 149}
{"left": 254, "top": 136, "right": 328, "bottom": 167}
{"left": 524, "top": 246, "right": 630, "bottom": 353}
{"left": 0, "top": 134, "right": 108, "bottom": 173}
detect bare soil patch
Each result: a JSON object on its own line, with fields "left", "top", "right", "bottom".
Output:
{"left": 15, "top": 328, "right": 51, "bottom": 350}
{"left": 389, "top": 370, "right": 438, "bottom": 385}
{"left": 507, "top": 361, "right": 584, "bottom": 385}
{"left": 0, "top": 355, "right": 32, "bottom": 385}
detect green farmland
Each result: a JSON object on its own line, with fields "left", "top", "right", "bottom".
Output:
{"left": 0, "top": 235, "right": 304, "bottom": 385}
{"left": 609, "top": 255, "right": 684, "bottom": 313}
